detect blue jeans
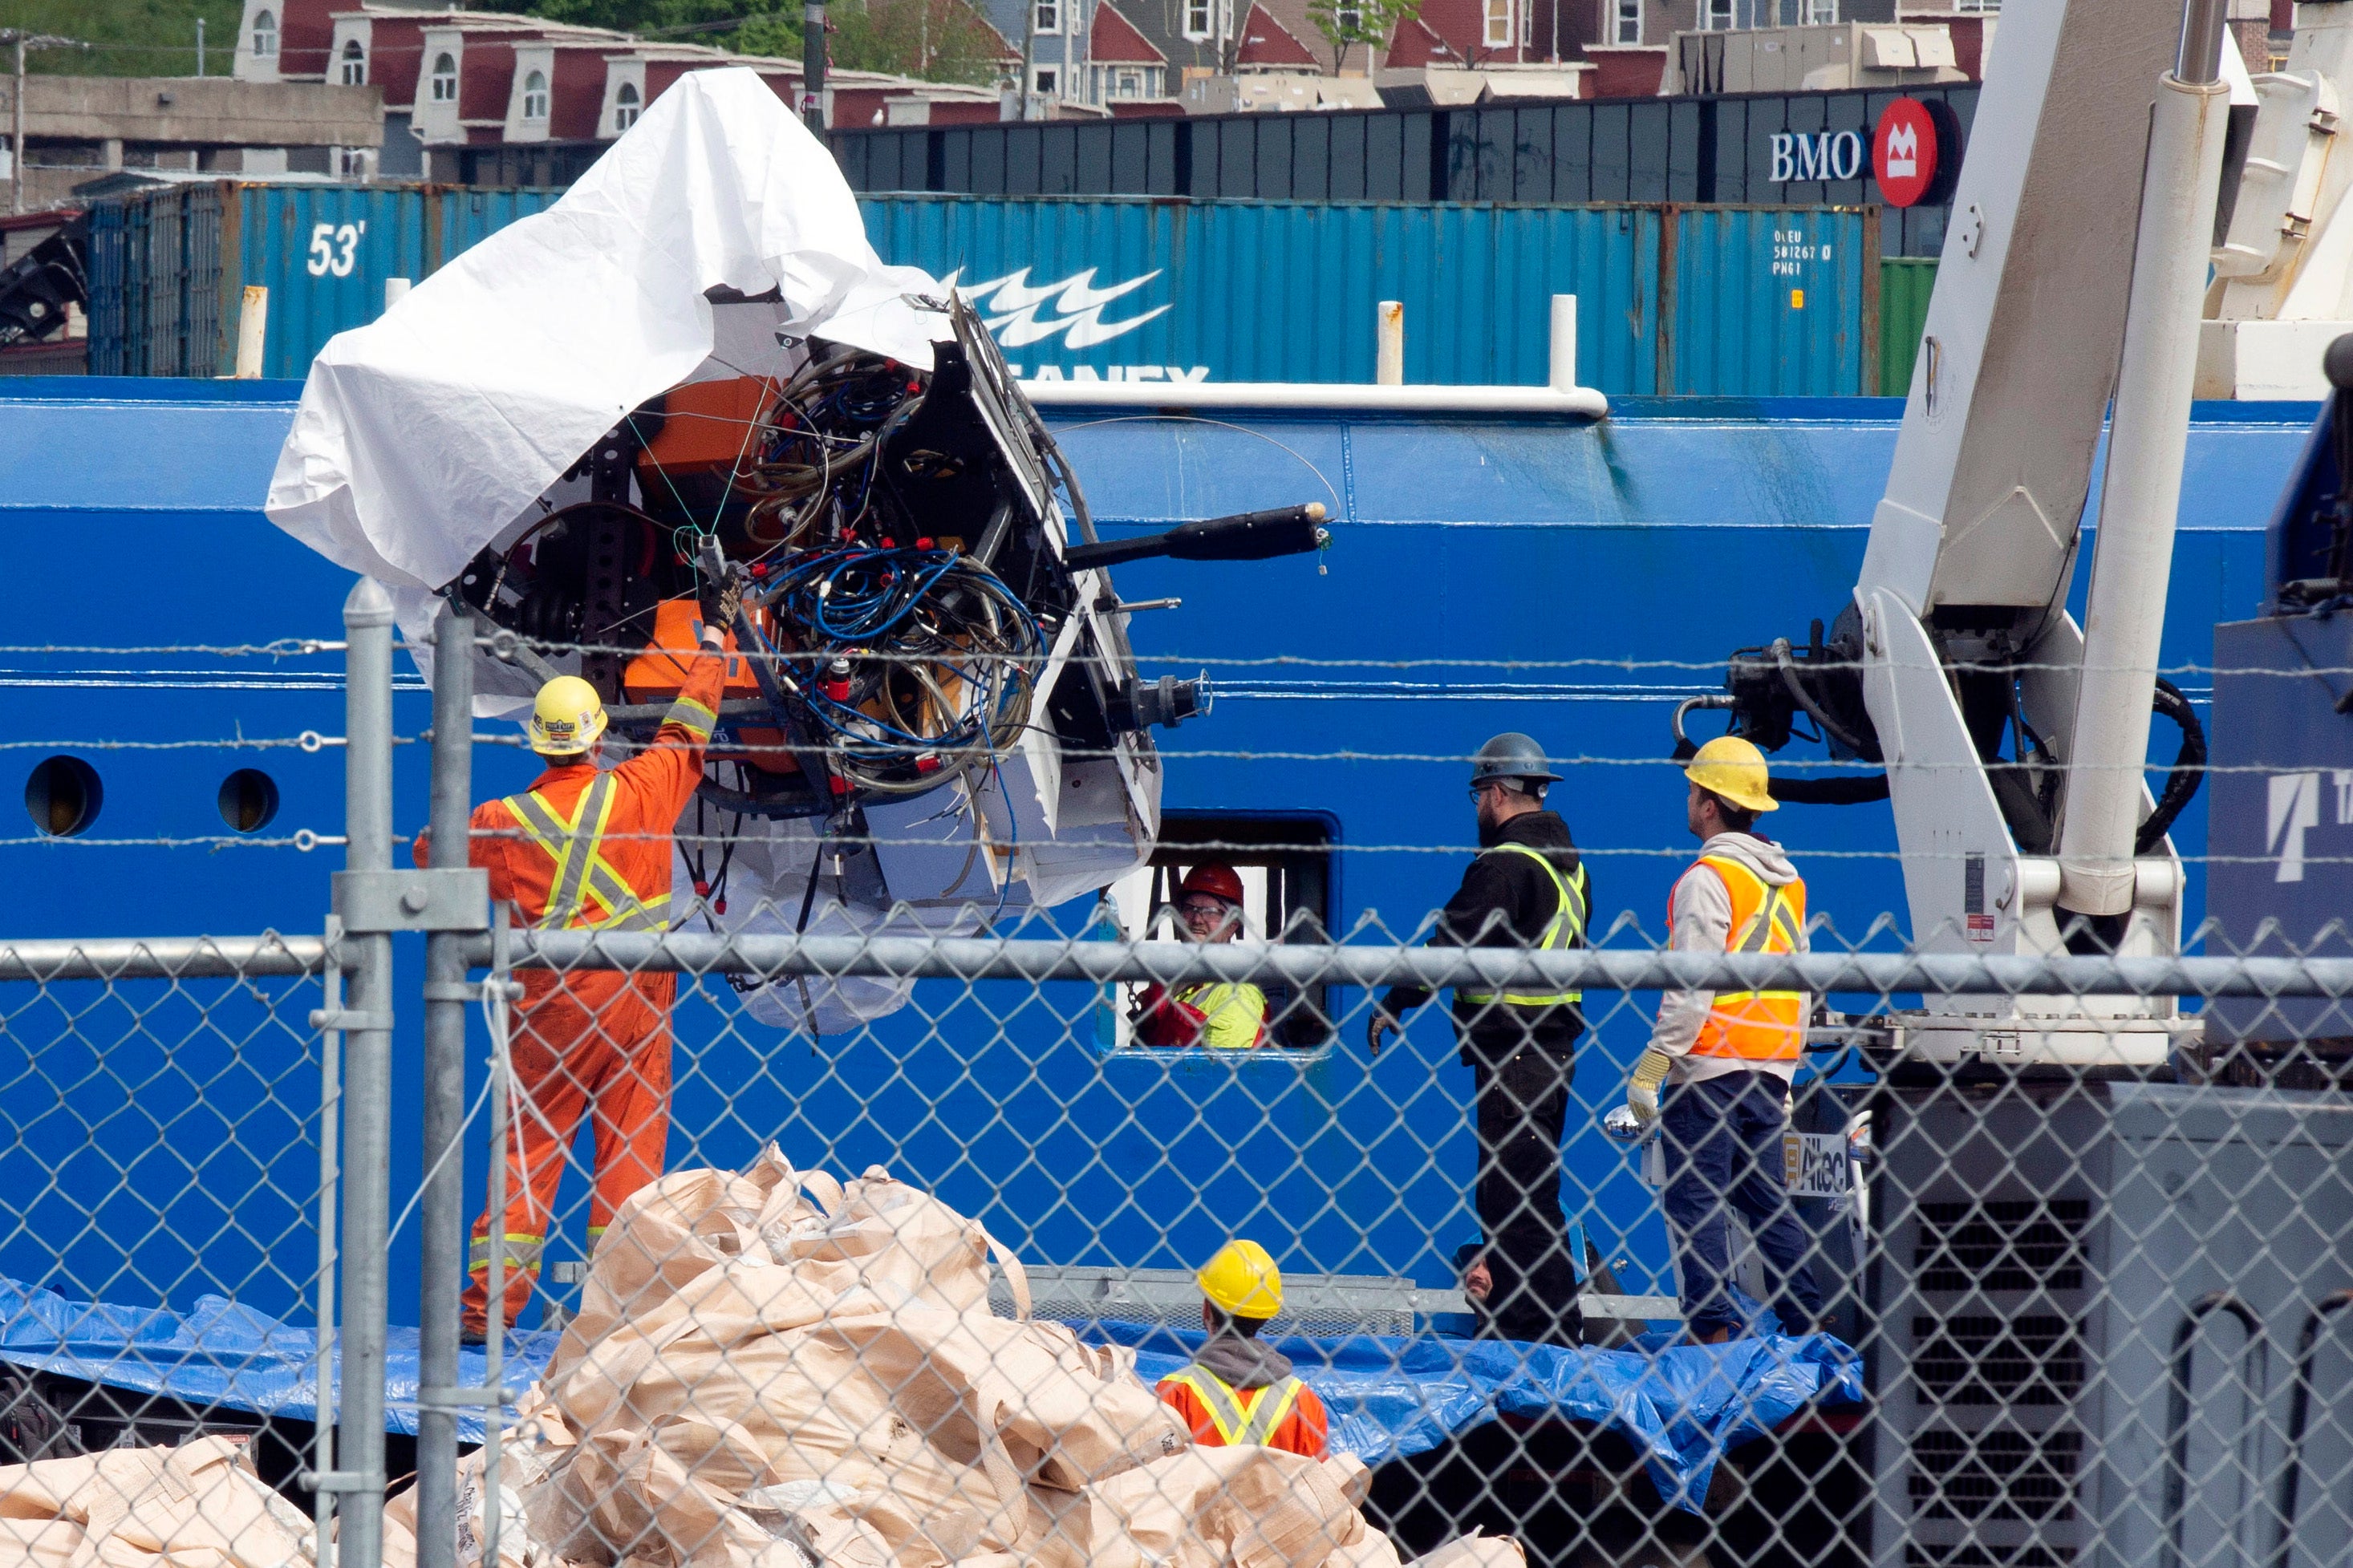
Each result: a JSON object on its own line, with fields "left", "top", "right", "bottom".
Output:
{"left": 1661, "top": 1071, "right": 1824, "bottom": 1338}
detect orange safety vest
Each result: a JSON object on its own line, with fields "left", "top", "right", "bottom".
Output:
{"left": 1675, "top": 853, "right": 1808, "bottom": 1062}
{"left": 1157, "top": 1366, "right": 1329, "bottom": 1457}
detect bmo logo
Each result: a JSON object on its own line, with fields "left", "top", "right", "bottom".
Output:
{"left": 1768, "top": 129, "right": 1865, "bottom": 183}
{"left": 1874, "top": 97, "right": 1941, "bottom": 207}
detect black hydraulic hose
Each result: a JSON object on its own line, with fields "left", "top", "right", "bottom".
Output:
{"left": 2137, "top": 675, "right": 2208, "bottom": 855}
{"left": 1769, "top": 774, "right": 1892, "bottom": 805}
{"left": 1771, "top": 637, "right": 1874, "bottom": 756}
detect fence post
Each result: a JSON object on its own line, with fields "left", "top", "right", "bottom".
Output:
{"left": 415, "top": 602, "right": 473, "bottom": 1568}
{"left": 338, "top": 577, "right": 396, "bottom": 1568}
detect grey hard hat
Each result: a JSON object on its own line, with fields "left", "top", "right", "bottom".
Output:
{"left": 1470, "top": 732, "right": 1562, "bottom": 786}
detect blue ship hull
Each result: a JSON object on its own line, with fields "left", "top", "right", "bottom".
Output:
{"left": 0, "top": 380, "right": 2314, "bottom": 1330}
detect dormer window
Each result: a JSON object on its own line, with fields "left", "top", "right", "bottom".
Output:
{"left": 615, "top": 79, "right": 640, "bottom": 129}
{"left": 429, "top": 52, "right": 457, "bottom": 103}
{"left": 522, "top": 69, "right": 550, "bottom": 120}
{"left": 251, "top": 10, "right": 278, "bottom": 57}
{"left": 338, "top": 38, "right": 365, "bottom": 84}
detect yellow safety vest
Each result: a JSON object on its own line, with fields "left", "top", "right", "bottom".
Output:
{"left": 1160, "top": 1366, "right": 1307, "bottom": 1446}
{"left": 1458, "top": 842, "right": 1588, "bottom": 1007}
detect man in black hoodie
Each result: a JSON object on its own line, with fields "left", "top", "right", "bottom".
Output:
{"left": 1367, "top": 732, "right": 1592, "bottom": 1346}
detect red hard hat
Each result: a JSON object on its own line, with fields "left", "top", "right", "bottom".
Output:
{"left": 1176, "top": 864, "right": 1247, "bottom": 906}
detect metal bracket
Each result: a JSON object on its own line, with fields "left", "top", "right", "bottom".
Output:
{"left": 422, "top": 978, "right": 521, "bottom": 1003}
{"left": 302, "top": 1469, "right": 383, "bottom": 1494}
{"left": 417, "top": 1385, "right": 505, "bottom": 1410}
{"left": 332, "top": 869, "right": 490, "bottom": 934}
{"left": 310, "top": 1009, "right": 393, "bottom": 1032}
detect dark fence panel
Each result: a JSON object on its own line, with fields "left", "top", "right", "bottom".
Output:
{"left": 834, "top": 85, "right": 1978, "bottom": 254}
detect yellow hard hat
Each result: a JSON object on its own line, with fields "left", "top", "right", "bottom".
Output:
{"left": 1685, "top": 735, "right": 1778, "bottom": 813}
{"left": 529, "top": 675, "right": 608, "bottom": 757}
{"left": 1197, "top": 1239, "right": 1283, "bottom": 1319}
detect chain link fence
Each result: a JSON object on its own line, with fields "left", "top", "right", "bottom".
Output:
{"left": 0, "top": 594, "right": 2347, "bottom": 1568}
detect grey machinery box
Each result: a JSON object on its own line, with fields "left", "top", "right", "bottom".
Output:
{"left": 1867, "top": 1080, "right": 2353, "bottom": 1568}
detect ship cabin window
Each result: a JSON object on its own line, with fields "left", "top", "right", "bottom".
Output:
{"left": 1098, "top": 812, "right": 1337, "bottom": 1052}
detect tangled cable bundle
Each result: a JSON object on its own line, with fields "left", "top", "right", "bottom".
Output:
{"left": 749, "top": 547, "right": 1045, "bottom": 794}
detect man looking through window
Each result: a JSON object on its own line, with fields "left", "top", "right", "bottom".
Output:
{"left": 1131, "top": 864, "right": 1272, "bottom": 1048}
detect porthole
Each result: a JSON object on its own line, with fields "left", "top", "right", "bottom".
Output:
{"left": 25, "top": 756, "right": 103, "bottom": 838}
{"left": 217, "top": 768, "right": 281, "bottom": 833}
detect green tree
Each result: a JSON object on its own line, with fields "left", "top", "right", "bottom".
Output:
{"left": 478, "top": 0, "right": 1004, "bottom": 82}
{"left": 0, "top": 0, "right": 245, "bottom": 77}
{"left": 827, "top": 0, "right": 1008, "bottom": 84}
{"left": 1303, "top": 0, "right": 1418, "bottom": 74}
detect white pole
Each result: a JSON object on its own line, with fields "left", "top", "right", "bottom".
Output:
{"left": 2055, "top": 24, "right": 2231, "bottom": 916}
{"left": 235, "top": 284, "right": 269, "bottom": 378}
{"left": 1548, "top": 294, "right": 1578, "bottom": 391}
{"left": 383, "top": 276, "right": 411, "bottom": 311}
{"left": 196, "top": 16, "right": 205, "bottom": 76}
{"left": 11, "top": 37, "right": 25, "bottom": 218}
{"left": 1375, "top": 299, "right": 1404, "bottom": 385}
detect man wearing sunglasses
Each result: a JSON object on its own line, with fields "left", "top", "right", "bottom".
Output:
{"left": 1365, "top": 733, "right": 1592, "bottom": 1345}
{"left": 1131, "top": 863, "right": 1271, "bottom": 1048}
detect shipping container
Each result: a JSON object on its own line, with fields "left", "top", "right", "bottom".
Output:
{"left": 86, "top": 182, "right": 1872, "bottom": 397}
{"left": 1661, "top": 205, "right": 1874, "bottom": 396}
{"left": 87, "top": 182, "right": 563, "bottom": 380}
{"left": 1878, "top": 255, "right": 1937, "bottom": 397}
{"left": 837, "top": 86, "right": 1975, "bottom": 259}
{"left": 864, "top": 196, "right": 1872, "bottom": 395}
{"left": 861, "top": 196, "right": 1670, "bottom": 391}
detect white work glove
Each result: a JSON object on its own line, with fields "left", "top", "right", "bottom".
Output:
{"left": 1625, "top": 1047, "right": 1673, "bottom": 1127}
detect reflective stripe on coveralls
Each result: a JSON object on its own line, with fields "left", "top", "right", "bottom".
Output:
{"left": 1159, "top": 1367, "right": 1308, "bottom": 1446}
{"left": 502, "top": 773, "right": 671, "bottom": 932}
{"left": 1456, "top": 842, "right": 1589, "bottom": 1006}
{"left": 1688, "top": 853, "right": 1807, "bottom": 1061}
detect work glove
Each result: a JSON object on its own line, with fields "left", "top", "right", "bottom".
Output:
{"left": 700, "top": 565, "right": 748, "bottom": 647}
{"left": 1365, "top": 1008, "right": 1402, "bottom": 1060}
{"left": 1625, "top": 1047, "right": 1673, "bottom": 1127}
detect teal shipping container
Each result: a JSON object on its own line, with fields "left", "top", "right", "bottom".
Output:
{"left": 1661, "top": 205, "right": 1876, "bottom": 396}
{"left": 87, "top": 183, "right": 563, "bottom": 379}
{"left": 86, "top": 183, "right": 1874, "bottom": 396}
{"left": 862, "top": 196, "right": 1874, "bottom": 396}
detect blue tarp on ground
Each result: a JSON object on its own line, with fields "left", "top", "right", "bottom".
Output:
{"left": 0, "top": 1279, "right": 1858, "bottom": 1512}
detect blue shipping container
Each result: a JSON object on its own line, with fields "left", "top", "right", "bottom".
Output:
{"left": 87, "top": 182, "right": 565, "bottom": 380}
{"left": 1666, "top": 205, "right": 1870, "bottom": 396}
{"left": 87, "top": 183, "right": 1869, "bottom": 395}
{"left": 862, "top": 196, "right": 1871, "bottom": 395}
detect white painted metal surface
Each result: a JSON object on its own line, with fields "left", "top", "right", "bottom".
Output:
{"left": 1020, "top": 380, "right": 1609, "bottom": 415}
{"left": 2059, "top": 69, "right": 2231, "bottom": 914}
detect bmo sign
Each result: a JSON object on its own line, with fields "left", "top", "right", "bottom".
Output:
{"left": 1872, "top": 97, "right": 1941, "bottom": 206}
{"left": 1764, "top": 97, "right": 1953, "bottom": 205}
{"left": 1768, "top": 128, "right": 1864, "bottom": 183}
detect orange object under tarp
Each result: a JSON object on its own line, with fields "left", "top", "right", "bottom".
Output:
{"left": 624, "top": 598, "right": 768, "bottom": 703}
{"left": 624, "top": 598, "right": 799, "bottom": 774}
{"left": 638, "top": 376, "right": 777, "bottom": 479}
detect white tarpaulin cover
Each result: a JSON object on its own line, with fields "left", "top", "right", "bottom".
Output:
{"left": 262, "top": 67, "right": 945, "bottom": 596}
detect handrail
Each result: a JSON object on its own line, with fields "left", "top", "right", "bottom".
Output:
{"left": 2269, "top": 1290, "right": 2353, "bottom": 1568}
{"left": 2162, "top": 1291, "right": 2268, "bottom": 1568}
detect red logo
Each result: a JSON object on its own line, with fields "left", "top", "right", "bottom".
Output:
{"left": 1874, "top": 98, "right": 1938, "bottom": 209}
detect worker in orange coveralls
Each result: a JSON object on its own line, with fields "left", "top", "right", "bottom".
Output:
{"left": 418, "top": 577, "right": 739, "bottom": 1340}
{"left": 1157, "top": 1241, "right": 1329, "bottom": 1458}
